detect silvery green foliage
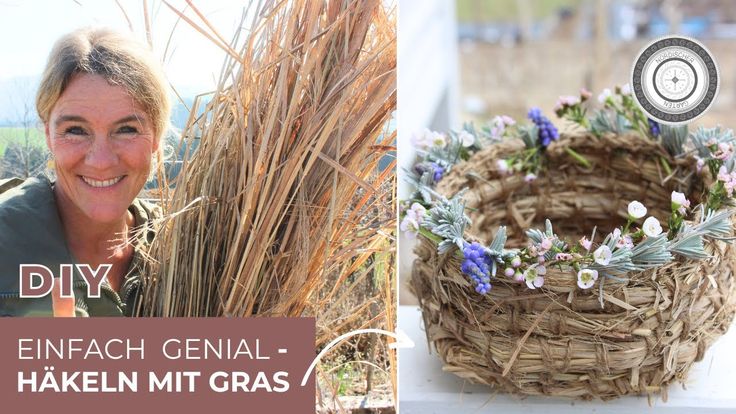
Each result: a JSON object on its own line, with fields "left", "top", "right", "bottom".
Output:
{"left": 402, "top": 167, "right": 438, "bottom": 204}
{"left": 630, "top": 234, "right": 672, "bottom": 268}
{"left": 589, "top": 111, "right": 632, "bottom": 136}
{"left": 489, "top": 226, "right": 507, "bottom": 253}
{"left": 526, "top": 219, "right": 567, "bottom": 261}
{"left": 668, "top": 226, "right": 708, "bottom": 259}
{"left": 483, "top": 226, "right": 508, "bottom": 277}
{"left": 424, "top": 193, "right": 471, "bottom": 254}
{"left": 591, "top": 231, "right": 638, "bottom": 276}
{"left": 669, "top": 207, "right": 735, "bottom": 259}
{"left": 690, "top": 126, "right": 735, "bottom": 159}
{"left": 694, "top": 207, "right": 734, "bottom": 240}
{"left": 465, "top": 121, "right": 499, "bottom": 148}
{"left": 660, "top": 124, "right": 689, "bottom": 157}
{"left": 518, "top": 124, "right": 539, "bottom": 149}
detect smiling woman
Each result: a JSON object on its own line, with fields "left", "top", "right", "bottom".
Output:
{"left": 0, "top": 27, "right": 170, "bottom": 317}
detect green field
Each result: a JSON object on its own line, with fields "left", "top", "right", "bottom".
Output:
{"left": 0, "top": 127, "right": 46, "bottom": 155}
{"left": 456, "top": 0, "right": 582, "bottom": 23}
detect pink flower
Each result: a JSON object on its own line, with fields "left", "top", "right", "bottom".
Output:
{"left": 489, "top": 115, "right": 516, "bottom": 139}
{"left": 717, "top": 166, "right": 736, "bottom": 197}
{"left": 696, "top": 157, "right": 705, "bottom": 173}
{"left": 579, "top": 237, "right": 593, "bottom": 251}
{"left": 616, "top": 235, "right": 634, "bottom": 249}
{"left": 539, "top": 237, "right": 553, "bottom": 253}
{"left": 496, "top": 159, "right": 510, "bottom": 175}
{"left": 511, "top": 256, "right": 522, "bottom": 268}
{"left": 513, "top": 271, "right": 524, "bottom": 283}
{"left": 714, "top": 142, "right": 733, "bottom": 160}
{"left": 401, "top": 203, "right": 426, "bottom": 238}
{"left": 580, "top": 88, "right": 592, "bottom": 101}
{"left": 555, "top": 253, "right": 573, "bottom": 261}
{"left": 504, "top": 267, "right": 515, "bottom": 278}
{"left": 554, "top": 95, "right": 580, "bottom": 112}
{"left": 524, "top": 173, "right": 537, "bottom": 183}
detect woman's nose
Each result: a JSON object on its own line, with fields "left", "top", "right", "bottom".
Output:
{"left": 85, "top": 135, "right": 118, "bottom": 169}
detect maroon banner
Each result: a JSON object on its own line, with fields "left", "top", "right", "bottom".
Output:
{"left": 0, "top": 318, "right": 315, "bottom": 413}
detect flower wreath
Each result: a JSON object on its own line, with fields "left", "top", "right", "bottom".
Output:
{"left": 403, "top": 85, "right": 736, "bottom": 303}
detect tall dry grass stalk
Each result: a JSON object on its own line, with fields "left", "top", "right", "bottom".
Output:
{"left": 136, "top": 0, "right": 396, "bottom": 372}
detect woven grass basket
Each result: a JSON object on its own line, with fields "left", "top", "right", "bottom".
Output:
{"left": 410, "top": 132, "right": 736, "bottom": 400}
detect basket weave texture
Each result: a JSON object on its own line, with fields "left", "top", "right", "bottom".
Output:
{"left": 410, "top": 133, "right": 736, "bottom": 400}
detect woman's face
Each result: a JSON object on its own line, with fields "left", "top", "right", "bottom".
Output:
{"left": 45, "top": 73, "right": 158, "bottom": 224}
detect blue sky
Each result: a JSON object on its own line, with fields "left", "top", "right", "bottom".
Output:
{"left": 0, "top": 0, "right": 250, "bottom": 122}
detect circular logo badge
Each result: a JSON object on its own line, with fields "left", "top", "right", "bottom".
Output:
{"left": 631, "top": 36, "right": 719, "bottom": 125}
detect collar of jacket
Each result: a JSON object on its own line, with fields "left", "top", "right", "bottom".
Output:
{"left": 0, "top": 177, "right": 158, "bottom": 317}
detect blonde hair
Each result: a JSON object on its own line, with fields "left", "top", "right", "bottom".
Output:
{"left": 36, "top": 27, "right": 171, "bottom": 143}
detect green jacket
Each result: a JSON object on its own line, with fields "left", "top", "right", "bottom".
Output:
{"left": 0, "top": 177, "right": 159, "bottom": 317}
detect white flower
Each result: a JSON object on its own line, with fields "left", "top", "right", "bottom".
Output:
{"left": 524, "top": 173, "right": 537, "bottom": 183}
{"left": 671, "top": 191, "right": 687, "bottom": 207}
{"left": 671, "top": 191, "right": 690, "bottom": 214}
{"left": 620, "top": 83, "right": 632, "bottom": 95}
{"left": 411, "top": 128, "right": 433, "bottom": 149}
{"left": 593, "top": 245, "right": 612, "bottom": 266}
{"left": 598, "top": 88, "right": 612, "bottom": 104}
{"left": 400, "top": 216, "right": 420, "bottom": 238}
{"left": 612, "top": 228, "right": 621, "bottom": 239}
{"left": 496, "top": 159, "right": 510, "bottom": 174}
{"left": 524, "top": 265, "right": 546, "bottom": 289}
{"left": 643, "top": 216, "right": 663, "bottom": 237}
{"left": 458, "top": 130, "right": 475, "bottom": 147}
{"left": 406, "top": 202, "right": 427, "bottom": 223}
{"left": 577, "top": 269, "right": 599, "bottom": 289}
{"left": 627, "top": 201, "right": 647, "bottom": 219}
{"left": 431, "top": 132, "right": 447, "bottom": 148}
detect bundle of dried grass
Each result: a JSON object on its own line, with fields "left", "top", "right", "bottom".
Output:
{"left": 135, "top": 0, "right": 396, "bottom": 329}
{"left": 411, "top": 133, "right": 736, "bottom": 400}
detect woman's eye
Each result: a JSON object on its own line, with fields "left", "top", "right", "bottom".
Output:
{"left": 116, "top": 125, "right": 139, "bottom": 134}
{"left": 64, "top": 126, "right": 87, "bottom": 135}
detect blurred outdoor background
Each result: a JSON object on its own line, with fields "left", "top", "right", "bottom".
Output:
{"left": 399, "top": 0, "right": 736, "bottom": 305}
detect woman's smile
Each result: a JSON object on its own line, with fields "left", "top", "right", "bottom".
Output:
{"left": 79, "top": 175, "right": 127, "bottom": 189}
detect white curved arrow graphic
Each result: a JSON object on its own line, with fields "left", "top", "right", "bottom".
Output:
{"left": 300, "top": 328, "right": 414, "bottom": 386}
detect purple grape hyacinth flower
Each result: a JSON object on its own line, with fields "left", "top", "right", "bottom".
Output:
{"left": 527, "top": 107, "right": 559, "bottom": 147}
{"left": 461, "top": 242, "right": 493, "bottom": 295}
{"left": 648, "top": 119, "right": 660, "bottom": 137}
{"left": 430, "top": 162, "right": 444, "bottom": 182}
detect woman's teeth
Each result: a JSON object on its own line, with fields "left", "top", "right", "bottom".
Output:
{"left": 81, "top": 176, "right": 124, "bottom": 188}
